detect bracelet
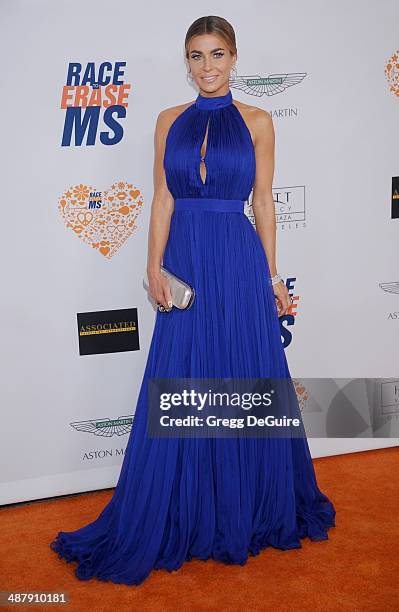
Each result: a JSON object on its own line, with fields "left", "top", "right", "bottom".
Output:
{"left": 271, "top": 273, "right": 282, "bottom": 286}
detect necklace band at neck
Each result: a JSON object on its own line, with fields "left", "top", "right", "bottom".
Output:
{"left": 195, "top": 89, "right": 233, "bottom": 110}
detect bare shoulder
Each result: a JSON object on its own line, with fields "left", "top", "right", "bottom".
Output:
{"left": 233, "top": 99, "right": 274, "bottom": 147}
{"left": 155, "top": 100, "right": 195, "bottom": 138}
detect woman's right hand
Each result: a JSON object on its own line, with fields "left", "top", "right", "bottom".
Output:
{"left": 147, "top": 269, "right": 173, "bottom": 311}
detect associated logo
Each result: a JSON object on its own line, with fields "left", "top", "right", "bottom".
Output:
{"left": 230, "top": 73, "right": 307, "bottom": 97}
{"left": 384, "top": 50, "right": 399, "bottom": 97}
{"left": 77, "top": 308, "right": 140, "bottom": 355}
{"left": 71, "top": 415, "right": 134, "bottom": 437}
{"left": 58, "top": 181, "right": 143, "bottom": 258}
{"left": 61, "top": 61, "right": 131, "bottom": 146}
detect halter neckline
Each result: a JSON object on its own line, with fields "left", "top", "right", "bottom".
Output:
{"left": 195, "top": 89, "right": 233, "bottom": 110}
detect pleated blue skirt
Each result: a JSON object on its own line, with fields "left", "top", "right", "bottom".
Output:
{"left": 50, "top": 197, "right": 336, "bottom": 585}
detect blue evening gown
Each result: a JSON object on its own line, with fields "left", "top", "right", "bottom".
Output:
{"left": 50, "top": 88, "right": 336, "bottom": 585}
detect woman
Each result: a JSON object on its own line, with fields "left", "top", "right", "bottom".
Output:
{"left": 50, "top": 15, "right": 336, "bottom": 586}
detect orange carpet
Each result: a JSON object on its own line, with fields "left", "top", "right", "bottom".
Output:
{"left": 1, "top": 446, "right": 398, "bottom": 611}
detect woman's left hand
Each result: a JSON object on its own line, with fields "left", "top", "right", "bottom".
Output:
{"left": 273, "top": 280, "right": 292, "bottom": 317}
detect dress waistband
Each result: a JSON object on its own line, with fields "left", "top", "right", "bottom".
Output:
{"left": 174, "top": 198, "right": 245, "bottom": 213}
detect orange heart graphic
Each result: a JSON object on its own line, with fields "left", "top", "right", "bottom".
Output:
{"left": 58, "top": 181, "right": 143, "bottom": 258}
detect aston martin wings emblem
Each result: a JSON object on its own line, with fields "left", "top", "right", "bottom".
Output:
{"left": 70, "top": 416, "right": 134, "bottom": 437}
{"left": 379, "top": 281, "right": 399, "bottom": 294}
{"left": 230, "top": 74, "right": 307, "bottom": 97}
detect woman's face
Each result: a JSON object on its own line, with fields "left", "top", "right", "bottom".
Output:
{"left": 186, "top": 33, "right": 236, "bottom": 94}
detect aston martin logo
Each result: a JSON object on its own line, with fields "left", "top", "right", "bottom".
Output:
{"left": 70, "top": 415, "right": 134, "bottom": 437}
{"left": 379, "top": 281, "right": 399, "bottom": 295}
{"left": 230, "top": 73, "right": 307, "bottom": 97}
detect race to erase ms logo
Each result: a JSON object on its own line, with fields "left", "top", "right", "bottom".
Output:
{"left": 58, "top": 182, "right": 143, "bottom": 259}
{"left": 60, "top": 62, "right": 131, "bottom": 146}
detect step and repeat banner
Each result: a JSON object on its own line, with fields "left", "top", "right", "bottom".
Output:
{"left": 1, "top": 0, "right": 398, "bottom": 504}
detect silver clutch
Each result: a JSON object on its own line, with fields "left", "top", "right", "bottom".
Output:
{"left": 144, "top": 265, "right": 195, "bottom": 310}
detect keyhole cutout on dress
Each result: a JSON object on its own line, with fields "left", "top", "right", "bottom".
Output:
{"left": 199, "top": 117, "right": 210, "bottom": 186}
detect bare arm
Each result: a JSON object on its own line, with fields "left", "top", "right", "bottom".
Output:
{"left": 251, "top": 110, "right": 291, "bottom": 316}
{"left": 146, "top": 110, "right": 175, "bottom": 310}
{"left": 251, "top": 109, "right": 278, "bottom": 276}
{"left": 147, "top": 110, "right": 175, "bottom": 275}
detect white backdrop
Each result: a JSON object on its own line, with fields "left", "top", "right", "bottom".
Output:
{"left": 1, "top": 0, "right": 398, "bottom": 505}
